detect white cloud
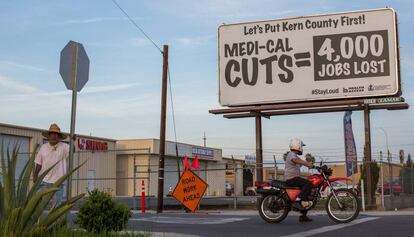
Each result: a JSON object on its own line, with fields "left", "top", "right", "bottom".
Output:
{"left": 54, "top": 17, "right": 145, "bottom": 25}
{"left": 128, "top": 37, "right": 152, "bottom": 47}
{"left": 0, "top": 61, "right": 53, "bottom": 73}
{"left": 86, "top": 38, "right": 152, "bottom": 49}
{"left": 162, "top": 0, "right": 301, "bottom": 19}
{"left": 175, "top": 35, "right": 214, "bottom": 48}
{"left": 81, "top": 82, "right": 141, "bottom": 94}
{"left": 0, "top": 76, "right": 142, "bottom": 101}
{"left": 0, "top": 75, "right": 39, "bottom": 94}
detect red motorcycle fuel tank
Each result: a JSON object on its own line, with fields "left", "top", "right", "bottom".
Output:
{"left": 307, "top": 174, "right": 324, "bottom": 187}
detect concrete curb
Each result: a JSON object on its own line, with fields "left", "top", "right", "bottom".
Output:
{"left": 127, "top": 209, "right": 414, "bottom": 216}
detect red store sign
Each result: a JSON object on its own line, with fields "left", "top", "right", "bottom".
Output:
{"left": 77, "top": 138, "right": 108, "bottom": 151}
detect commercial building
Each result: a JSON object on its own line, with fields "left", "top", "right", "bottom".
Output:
{"left": 116, "top": 139, "right": 226, "bottom": 197}
{"left": 0, "top": 123, "right": 228, "bottom": 197}
{"left": 223, "top": 157, "right": 244, "bottom": 196}
{"left": 0, "top": 123, "right": 117, "bottom": 196}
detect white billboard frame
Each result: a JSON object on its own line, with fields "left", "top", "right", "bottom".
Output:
{"left": 218, "top": 8, "right": 401, "bottom": 107}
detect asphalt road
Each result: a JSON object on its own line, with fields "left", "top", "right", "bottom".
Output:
{"left": 121, "top": 211, "right": 414, "bottom": 237}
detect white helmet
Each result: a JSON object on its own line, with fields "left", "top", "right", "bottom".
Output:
{"left": 289, "top": 138, "right": 306, "bottom": 155}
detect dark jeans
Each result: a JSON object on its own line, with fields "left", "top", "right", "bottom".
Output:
{"left": 285, "top": 177, "right": 313, "bottom": 201}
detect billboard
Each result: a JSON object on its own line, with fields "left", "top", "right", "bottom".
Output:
{"left": 218, "top": 8, "right": 400, "bottom": 106}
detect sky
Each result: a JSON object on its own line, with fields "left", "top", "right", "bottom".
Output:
{"left": 0, "top": 0, "right": 413, "bottom": 163}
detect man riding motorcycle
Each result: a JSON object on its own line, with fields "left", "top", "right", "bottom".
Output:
{"left": 285, "top": 138, "right": 314, "bottom": 222}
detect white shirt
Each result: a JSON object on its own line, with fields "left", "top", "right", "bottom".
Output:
{"left": 284, "top": 151, "right": 302, "bottom": 180}
{"left": 35, "top": 142, "right": 69, "bottom": 183}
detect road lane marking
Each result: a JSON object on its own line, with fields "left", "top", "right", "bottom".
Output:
{"left": 280, "top": 217, "right": 380, "bottom": 237}
{"left": 129, "top": 216, "right": 248, "bottom": 225}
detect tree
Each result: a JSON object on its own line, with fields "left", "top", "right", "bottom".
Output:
{"left": 399, "top": 149, "right": 405, "bottom": 164}
{"left": 359, "top": 162, "right": 380, "bottom": 206}
{"left": 407, "top": 153, "right": 413, "bottom": 168}
{"left": 305, "top": 153, "right": 316, "bottom": 164}
{"left": 283, "top": 151, "right": 289, "bottom": 161}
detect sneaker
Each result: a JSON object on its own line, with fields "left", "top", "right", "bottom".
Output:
{"left": 299, "top": 215, "right": 313, "bottom": 222}
{"left": 301, "top": 200, "right": 311, "bottom": 208}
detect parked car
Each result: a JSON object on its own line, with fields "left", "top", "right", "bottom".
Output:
{"left": 377, "top": 181, "right": 402, "bottom": 195}
{"left": 244, "top": 186, "right": 257, "bottom": 196}
{"left": 320, "top": 181, "right": 359, "bottom": 198}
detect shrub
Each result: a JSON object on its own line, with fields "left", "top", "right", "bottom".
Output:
{"left": 0, "top": 145, "right": 86, "bottom": 237}
{"left": 76, "top": 189, "right": 131, "bottom": 233}
{"left": 359, "top": 162, "right": 380, "bottom": 205}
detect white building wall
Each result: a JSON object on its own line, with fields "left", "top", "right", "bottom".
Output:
{"left": 206, "top": 161, "right": 226, "bottom": 196}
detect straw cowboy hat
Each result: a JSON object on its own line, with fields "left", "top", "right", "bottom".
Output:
{"left": 42, "top": 123, "right": 67, "bottom": 140}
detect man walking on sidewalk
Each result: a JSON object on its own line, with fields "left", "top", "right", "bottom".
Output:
{"left": 33, "top": 123, "right": 69, "bottom": 207}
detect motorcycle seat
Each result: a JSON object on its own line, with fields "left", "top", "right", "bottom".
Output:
{"left": 271, "top": 180, "right": 287, "bottom": 188}
{"left": 271, "top": 180, "right": 301, "bottom": 189}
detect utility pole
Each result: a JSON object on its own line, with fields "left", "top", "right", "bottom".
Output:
{"left": 203, "top": 132, "right": 207, "bottom": 147}
{"left": 157, "top": 45, "right": 168, "bottom": 213}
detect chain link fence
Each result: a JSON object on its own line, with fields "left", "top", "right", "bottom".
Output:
{"left": 3, "top": 148, "right": 414, "bottom": 210}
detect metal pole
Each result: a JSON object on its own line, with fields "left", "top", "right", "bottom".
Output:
{"left": 273, "top": 155, "right": 277, "bottom": 180}
{"left": 381, "top": 127, "right": 393, "bottom": 196}
{"left": 380, "top": 152, "right": 385, "bottom": 210}
{"left": 133, "top": 154, "right": 136, "bottom": 210}
{"left": 147, "top": 152, "right": 151, "bottom": 202}
{"left": 351, "top": 161, "right": 356, "bottom": 193}
{"left": 255, "top": 116, "right": 263, "bottom": 182}
{"left": 411, "top": 163, "right": 414, "bottom": 194}
{"left": 232, "top": 156, "right": 237, "bottom": 209}
{"left": 363, "top": 104, "right": 373, "bottom": 207}
{"left": 76, "top": 151, "right": 80, "bottom": 196}
{"left": 389, "top": 151, "right": 393, "bottom": 195}
{"left": 67, "top": 42, "right": 79, "bottom": 200}
{"left": 361, "top": 179, "right": 366, "bottom": 212}
{"left": 175, "top": 144, "right": 181, "bottom": 180}
{"left": 157, "top": 45, "right": 169, "bottom": 213}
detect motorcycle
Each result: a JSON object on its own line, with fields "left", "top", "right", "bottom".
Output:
{"left": 256, "top": 164, "right": 360, "bottom": 223}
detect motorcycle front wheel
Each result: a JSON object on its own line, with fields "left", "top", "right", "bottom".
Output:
{"left": 326, "top": 188, "right": 360, "bottom": 223}
{"left": 257, "top": 194, "right": 289, "bottom": 223}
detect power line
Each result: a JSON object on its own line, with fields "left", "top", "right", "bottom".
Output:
{"left": 167, "top": 66, "right": 178, "bottom": 144}
{"left": 111, "top": 0, "right": 163, "bottom": 53}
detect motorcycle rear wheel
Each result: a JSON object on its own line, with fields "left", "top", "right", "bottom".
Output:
{"left": 257, "top": 194, "right": 289, "bottom": 223}
{"left": 326, "top": 188, "right": 360, "bottom": 223}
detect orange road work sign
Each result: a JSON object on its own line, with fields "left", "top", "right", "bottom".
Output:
{"left": 171, "top": 169, "right": 208, "bottom": 212}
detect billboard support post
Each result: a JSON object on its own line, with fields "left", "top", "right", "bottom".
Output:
{"left": 255, "top": 116, "right": 263, "bottom": 182}
{"left": 364, "top": 104, "right": 373, "bottom": 207}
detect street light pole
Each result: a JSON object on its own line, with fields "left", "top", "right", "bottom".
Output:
{"left": 379, "top": 128, "right": 390, "bottom": 159}
{"left": 379, "top": 127, "right": 393, "bottom": 195}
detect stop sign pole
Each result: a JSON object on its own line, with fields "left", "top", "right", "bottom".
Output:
{"left": 60, "top": 40, "right": 89, "bottom": 200}
{"left": 67, "top": 43, "right": 78, "bottom": 200}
